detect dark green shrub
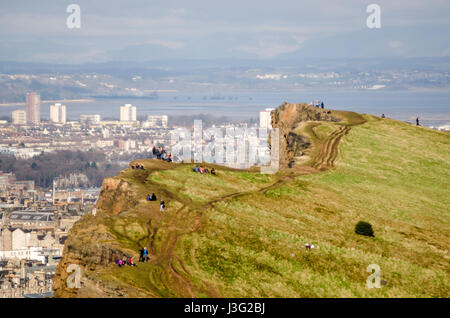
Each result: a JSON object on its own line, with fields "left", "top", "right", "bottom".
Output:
{"left": 355, "top": 221, "right": 374, "bottom": 237}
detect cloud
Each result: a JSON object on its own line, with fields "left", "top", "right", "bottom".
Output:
{"left": 0, "top": 0, "right": 449, "bottom": 62}
{"left": 237, "top": 39, "right": 304, "bottom": 58}
{"left": 168, "top": 8, "right": 189, "bottom": 16}
{"left": 147, "top": 39, "right": 185, "bottom": 49}
{"left": 388, "top": 40, "right": 403, "bottom": 48}
{"left": 32, "top": 49, "right": 108, "bottom": 64}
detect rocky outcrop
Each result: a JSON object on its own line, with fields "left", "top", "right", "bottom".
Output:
{"left": 271, "top": 102, "right": 341, "bottom": 168}
{"left": 52, "top": 218, "right": 131, "bottom": 297}
{"left": 96, "top": 177, "right": 137, "bottom": 215}
{"left": 52, "top": 176, "right": 142, "bottom": 298}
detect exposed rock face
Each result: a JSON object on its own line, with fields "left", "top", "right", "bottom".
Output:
{"left": 271, "top": 102, "right": 341, "bottom": 168}
{"left": 95, "top": 177, "right": 137, "bottom": 215}
{"left": 52, "top": 220, "right": 131, "bottom": 297}
{"left": 52, "top": 177, "right": 141, "bottom": 298}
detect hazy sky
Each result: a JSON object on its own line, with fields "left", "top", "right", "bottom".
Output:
{"left": 1, "top": 0, "right": 449, "bottom": 63}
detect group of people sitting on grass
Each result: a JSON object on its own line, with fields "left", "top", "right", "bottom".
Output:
{"left": 193, "top": 165, "right": 216, "bottom": 175}
{"left": 114, "top": 247, "right": 152, "bottom": 267}
{"left": 305, "top": 243, "right": 315, "bottom": 250}
{"left": 115, "top": 256, "right": 137, "bottom": 267}
{"left": 146, "top": 193, "right": 165, "bottom": 212}
{"left": 152, "top": 146, "right": 172, "bottom": 162}
{"left": 311, "top": 101, "right": 325, "bottom": 109}
{"left": 131, "top": 164, "right": 145, "bottom": 170}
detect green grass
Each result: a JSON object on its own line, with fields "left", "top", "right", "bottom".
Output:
{"left": 59, "top": 114, "right": 450, "bottom": 298}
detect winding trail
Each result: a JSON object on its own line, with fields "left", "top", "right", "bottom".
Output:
{"left": 143, "top": 119, "right": 365, "bottom": 297}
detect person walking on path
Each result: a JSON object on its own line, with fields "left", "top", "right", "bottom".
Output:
{"left": 160, "top": 199, "right": 165, "bottom": 212}
{"left": 143, "top": 247, "right": 149, "bottom": 262}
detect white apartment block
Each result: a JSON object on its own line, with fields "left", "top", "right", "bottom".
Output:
{"left": 120, "top": 104, "right": 137, "bottom": 122}
{"left": 0, "top": 247, "right": 45, "bottom": 263}
{"left": 49, "top": 103, "right": 66, "bottom": 124}
{"left": 80, "top": 114, "right": 101, "bottom": 124}
{"left": 259, "top": 108, "right": 274, "bottom": 129}
{"left": 12, "top": 110, "right": 27, "bottom": 125}
{"left": 144, "top": 115, "right": 168, "bottom": 128}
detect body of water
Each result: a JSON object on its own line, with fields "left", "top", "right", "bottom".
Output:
{"left": 2, "top": 90, "right": 450, "bottom": 127}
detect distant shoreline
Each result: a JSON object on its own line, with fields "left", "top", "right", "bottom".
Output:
{"left": 1, "top": 87, "right": 449, "bottom": 108}
{"left": 0, "top": 99, "right": 94, "bottom": 107}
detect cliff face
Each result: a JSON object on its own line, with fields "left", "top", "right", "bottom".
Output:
{"left": 95, "top": 177, "right": 137, "bottom": 216}
{"left": 52, "top": 176, "right": 146, "bottom": 297}
{"left": 271, "top": 102, "right": 341, "bottom": 168}
{"left": 52, "top": 219, "right": 132, "bottom": 297}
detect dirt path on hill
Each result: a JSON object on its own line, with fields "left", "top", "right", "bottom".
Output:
{"left": 144, "top": 120, "right": 363, "bottom": 297}
{"left": 312, "top": 125, "right": 351, "bottom": 170}
{"left": 149, "top": 177, "right": 288, "bottom": 297}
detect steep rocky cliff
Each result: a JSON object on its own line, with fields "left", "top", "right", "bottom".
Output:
{"left": 52, "top": 177, "right": 145, "bottom": 297}
{"left": 270, "top": 102, "right": 341, "bottom": 169}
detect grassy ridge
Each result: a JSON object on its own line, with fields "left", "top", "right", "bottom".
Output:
{"left": 175, "top": 115, "right": 449, "bottom": 297}
{"left": 69, "top": 114, "right": 449, "bottom": 298}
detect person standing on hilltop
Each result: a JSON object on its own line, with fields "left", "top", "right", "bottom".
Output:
{"left": 143, "top": 247, "right": 149, "bottom": 262}
{"left": 139, "top": 248, "right": 144, "bottom": 262}
{"left": 416, "top": 117, "right": 420, "bottom": 126}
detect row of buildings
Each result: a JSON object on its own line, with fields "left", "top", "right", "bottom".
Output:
{"left": 11, "top": 92, "right": 42, "bottom": 125}
{"left": 0, "top": 171, "right": 35, "bottom": 193}
{"left": 0, "top": 258, "right": 55, "bottom": 298}
{"left": 12, "top": 99, "right": 66, "bottom": 125}
{"left": 11, "top": 93, "right": 168, "bottom": 128}
{"left": 0, "top": 170, "right": 98, "bottom": 298}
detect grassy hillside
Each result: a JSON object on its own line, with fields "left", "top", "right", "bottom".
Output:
{"left": 54, "top": 111, "right": 450, "bottom": 298}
